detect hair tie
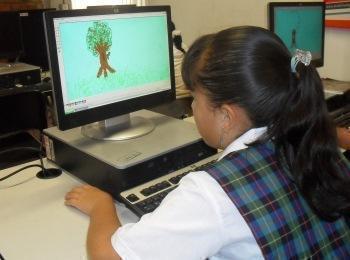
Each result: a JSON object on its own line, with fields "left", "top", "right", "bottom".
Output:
{"left": 290, "top": 49, "right": 312, "bottom": 73}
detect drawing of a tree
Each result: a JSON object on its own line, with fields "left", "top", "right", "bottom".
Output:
{"left": 87, "top": 21, "right": 116, "bottom": 78}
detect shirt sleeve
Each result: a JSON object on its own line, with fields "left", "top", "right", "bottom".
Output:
{"left": 112, "top": 171, "right": 225, "bottom": 260}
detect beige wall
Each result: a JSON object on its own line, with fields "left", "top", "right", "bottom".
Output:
{"left": 149, "top": 0, "right": 316, "bottom": 45}
{"left": 149, "top": 0, "right": 350, "bottom": 81}
{"left": 48, "top": 0, "right": 350, "bottom": 81}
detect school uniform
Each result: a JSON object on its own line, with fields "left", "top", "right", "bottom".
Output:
{"left": 112, "top": 127, "right": 350, "bottom": 259}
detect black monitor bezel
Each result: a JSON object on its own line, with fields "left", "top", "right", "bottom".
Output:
{"left": 44, "top": 6, "right": 175, "bottom": 131}
{"left": 0, "top": 11, "right": 23, "bottom": 61}
{"left": 18, "top": 8, "right": 56, "bottom": 71}
{"left": 268, "top": 2, "right": 325, "bottom": 67}
{"left": 86, "top": 4, "right": 137, "bottom": 10}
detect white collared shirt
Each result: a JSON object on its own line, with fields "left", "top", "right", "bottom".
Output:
{"left": 113, "top": 128, "right": 267, "bottom": 260}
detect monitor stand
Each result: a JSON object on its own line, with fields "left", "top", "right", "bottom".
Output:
{"left": 81, "top": 114, "right": 155, "bottom": 141}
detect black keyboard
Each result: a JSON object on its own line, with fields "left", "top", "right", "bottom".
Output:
{"left": 120, "top": 153, "right": 220, "bottom": 217}
{"left": 327, "top": 91, "right": 350, "bottom": 128}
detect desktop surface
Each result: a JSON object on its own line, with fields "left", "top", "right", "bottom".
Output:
{"left": 0, "top": 160, "right": 138, "bottom": 260}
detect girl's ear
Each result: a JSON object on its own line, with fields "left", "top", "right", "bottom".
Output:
{"left": 219, "top": 103, "right": 252, "bottom": 133}
{"left": 219, "top": 104, "right": 235, "bottom": 129}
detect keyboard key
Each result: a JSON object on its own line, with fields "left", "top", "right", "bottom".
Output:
{"left": 126, "top": 193, "right": 139, "bottom": 203}
{"left": 135, "top": 187, "right": 176, "bottom": 214}
{"left": 169, "top": 176, "right": 179, "bottom": 184}
{"left": 140, "top": 180, "right": 172, "bottom": 196}
{"left": 124, "top": 157, "right": 219, "bottom": 216}
{"left": 140, "top": 187, "right": 152, "bottom": 196}
{"left": 148, "top": 185, "right": 158, "bottom": 194}
{"left": 156, "top": 181, "right": 171, "bottom": 190}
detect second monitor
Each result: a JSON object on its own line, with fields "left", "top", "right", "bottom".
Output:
{"left": 268, "top": 2, "right": 325, "bottom": 67}
{"left": 19, "top": 8, "right": 55, "bottom": 72}
{"left": 0, "top": 11, "right": 23, "bottom": 62}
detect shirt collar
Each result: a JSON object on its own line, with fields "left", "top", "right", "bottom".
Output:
{"left": 218, "top": 127, "right": 267, "bottom": 160}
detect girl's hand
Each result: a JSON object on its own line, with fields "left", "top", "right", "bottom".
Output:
{"left": 65, "top": 185, "right": 114, "bottom": 216}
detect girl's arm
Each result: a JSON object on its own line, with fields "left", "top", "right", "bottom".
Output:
{"left": 65, "top": 185, "right": 121, "bottom": 260}
{"left": 337, "top": 127, "right": 350, "bottom": 150}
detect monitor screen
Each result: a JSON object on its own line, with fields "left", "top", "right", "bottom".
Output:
{"left": 0, "top": 11, "right": 23, "bottom": 61}
{"left": 44, "top": 6, "right": 175, "bottom": 140}
{"left": 18, "top": 9, "right": 55, "bottom": 71}
{"left": 268, "top": 2, "right": 325, "bottom": 67}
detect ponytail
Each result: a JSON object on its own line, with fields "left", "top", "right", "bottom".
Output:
{"left": 272, "top": 62, "right": 350, "bottom": 221}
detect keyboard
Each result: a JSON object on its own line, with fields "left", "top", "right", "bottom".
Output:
{"left": 327, "top": 91, "right": 350, "bottom": 128}
{"left": 120, "top": 152, "right": 221, "bottom": 217}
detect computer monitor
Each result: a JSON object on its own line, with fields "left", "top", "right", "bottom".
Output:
{"left": 268, "top": 2, "right": 325, "bottom": 67}
{"left": 44, "top": 6, "right": 175, "bottom": 140}
{"left": 0, "top": 11, "right": 23, "bottom": 62}
{"left": 18, "top": 9, "right": 55, "bottom": 71}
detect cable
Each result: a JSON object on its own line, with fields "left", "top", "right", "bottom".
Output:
{"left": 36, "top": 133, "right": 62, "bottom": 179}
{"left": 0, "top": 146, "right": 43, "bottom": 182}
{"left": 0, "top": 164, "right": 42, "bottom": 182}
{"left": 0, "top": 146, "right": 40, "bottom": 156}
{"left": 0, "top": 142, "right": 62, "bottom": 181}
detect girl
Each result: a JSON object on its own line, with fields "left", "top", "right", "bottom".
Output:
{"left": 65, "top": 26, "right": 350, "bottom": 259}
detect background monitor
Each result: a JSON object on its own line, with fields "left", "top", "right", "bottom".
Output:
{"left": 44, "top": 6, "right": 175, "bottom": 140}
{"left": 18, "top": 9, "right": 55, "bottom": 71}
{"left": 268, "top": 2, "right": 325, "bottom": 67}
{"left": 0, "top": 11, "right": 23, "bottom": 62}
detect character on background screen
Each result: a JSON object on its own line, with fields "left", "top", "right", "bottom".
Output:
{"left": 291, "top": 28, "right": 297, "bottom": 50}
{"left": 87, "top": 21, "right": 116, "bottom": 78}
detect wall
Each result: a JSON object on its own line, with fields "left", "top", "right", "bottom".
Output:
{"left": 149, "top": 0, "right": 350, "bottom": 81}
{"left": 0, "top": 0, "right": 43, "bottom": 11}
{"left": 317, "top": 28, "right": 350, "bottom": 81}
{"left": 48, "top": 0, "right": 64, "bottom": 9}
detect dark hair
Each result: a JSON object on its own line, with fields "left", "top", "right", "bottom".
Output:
{"left": 171, "top": 21, "right": 186, "bottom": 54}
{"left": 182, "top": 26, "right": 350, "bottom": 221}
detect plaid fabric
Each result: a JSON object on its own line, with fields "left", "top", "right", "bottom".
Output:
{"left": 206, "top": 141, "right": 350, "bottom": 259}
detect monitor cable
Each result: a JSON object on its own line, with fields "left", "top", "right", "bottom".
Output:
{"left": 0, "top": 140, "right": 62, "bottom": 182}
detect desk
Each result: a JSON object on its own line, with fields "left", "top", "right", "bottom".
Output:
{"left": 323, "top": 78, "right": 350, "bottom": 99}
{"left": 0, "top": 160, "right": 138, "bottom": 260}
